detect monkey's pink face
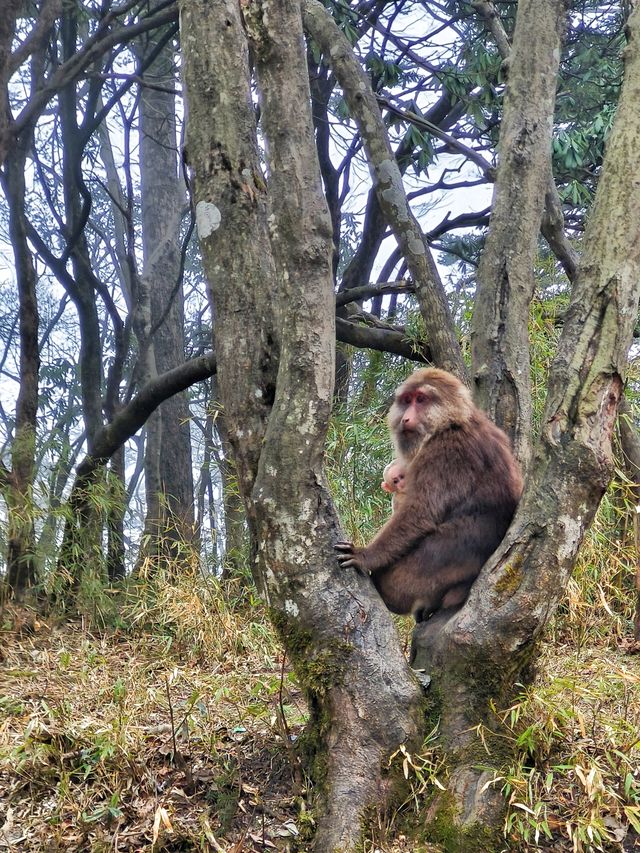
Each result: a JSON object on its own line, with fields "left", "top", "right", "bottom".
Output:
{"left": 382, "top": 465, "right": 405, "bottom": 493}
{"left": 397, "top": 387, "right": 437, "bottom": 429}
{"left": 389, "top": 384, "right": 443, "bottom": 456}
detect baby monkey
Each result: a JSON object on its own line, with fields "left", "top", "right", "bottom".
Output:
{"left": 381, "top": 459, "right": 406, "bottom": 513}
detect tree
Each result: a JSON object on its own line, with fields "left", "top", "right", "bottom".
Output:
{"left": 181, "top": 1, "right": 639, "bottom": 851}
{"left": 137, "top": 18, "right": 195, "bottom": 563}
{"left": 180, "top": 2, "right": 422, "bottom": 849}
{"left": 1, "top": 0, "right": 637, "bottom": 845}
{"left": 1, "top": 131, "right": 40, "bottom": 597}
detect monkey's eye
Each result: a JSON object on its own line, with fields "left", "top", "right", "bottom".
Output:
{"left": 415, "top": 392, "right": 427, "bottom": 404}
{"left": 399, "top": 393, "right": 413, "bottom": 406}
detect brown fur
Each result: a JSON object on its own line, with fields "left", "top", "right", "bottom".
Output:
{"left": 335, "top": 369, "right": 523, "bottom": 620}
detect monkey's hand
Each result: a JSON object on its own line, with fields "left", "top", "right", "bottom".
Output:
{"left": 334, "top": 541, "right": 370, "bottom": 572}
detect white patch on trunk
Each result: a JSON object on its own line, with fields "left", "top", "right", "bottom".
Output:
{"left": 284, "top": 599, "right": 299, "bottom": 617}
{"left": 557, "top": 514, "right": 583, "bottom": 561}
{"left": 408, "top": 235, "right": 426, "bottom": 255}
{"left": 196, "top": 201, "right": 221, "bottom": 238}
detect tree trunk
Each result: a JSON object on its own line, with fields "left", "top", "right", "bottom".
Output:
{"left": 618, "top": 399, "right": 640, "bottom": 641}
{"left": 180, "top": 2, "right": 423, "bottom": 849}
{"left": 0, "top": 0, "right": 21, "bottom": 167}
{"left": 138, "top": 18, "right": 195, "bottom": 559}
{"left": 412, "top": 9, "right": 640, "bottom": 843}
{"left": 212, "top": 395, "right": 248, "bottom": 581}
{"left": 106, "top": 446, "right": 126, "bottom": 582}
{"left": 59, "top": 78, "right": 104, "bottom": 447}
{"left": 471, "top": 0, "right": 568, "bottom": 467}
{"left": 55, "top": 8, "right": 108, "bottom": 596}
{"left": 2, "top": 140, "right": 40, "bottom": 598}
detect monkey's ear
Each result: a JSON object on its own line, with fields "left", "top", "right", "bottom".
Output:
{"left": 381, "top": 481, "right": 392, "bottom": 492}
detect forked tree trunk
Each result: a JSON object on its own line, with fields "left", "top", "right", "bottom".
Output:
{"left": 179, "top": 1, "right": 423, "bottom": 850}
{"left": 411, "top": 9, "right": 640, "bottom": 844}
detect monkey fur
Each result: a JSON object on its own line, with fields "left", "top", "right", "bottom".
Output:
{"left": 335, "top": 368, "right": 523, "bottom": 621}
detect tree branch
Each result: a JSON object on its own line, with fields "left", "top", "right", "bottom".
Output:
{"left": 335, "top": 278, "right": 413, "bottom": 306}
{"left": 12, "top": 4, "right": 178, "bottom": 144}
{"left": 377, "top": 95, "right": 496, "bottom": 178}
{"left": 75, "top": 352, "right": 216, "bottom": 478}
{"left": 336, "top": 317, "right": 431, "bottom": 362}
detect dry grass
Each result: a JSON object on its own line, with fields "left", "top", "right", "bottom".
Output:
{"left": 0, "top": 575, "right": 306, "bottom": 852}
{"left": 494, "top": 492, "right": 640, "bottom": 853}
{"left": 0, "top": 499, "right": 638, "bottom": 853}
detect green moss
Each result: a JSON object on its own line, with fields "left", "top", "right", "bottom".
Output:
{"left": 269, "top": 606, "right": 353, "bottom": 695}
{"left": 493, "top": 554, "right": 524, "bottom": 597}
{"left": 269, "top": 605, "right": 355, "bottom": 801}
{"left": 424, "top": 793, "right": 504, "bottom": 853}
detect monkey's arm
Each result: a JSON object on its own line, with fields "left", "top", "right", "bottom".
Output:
{"left": 335, "top": 504, "right": 436, "bottom": 573}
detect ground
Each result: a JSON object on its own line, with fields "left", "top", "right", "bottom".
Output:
{"left": 0, "top": 568, "right": 639, "bottom": 852}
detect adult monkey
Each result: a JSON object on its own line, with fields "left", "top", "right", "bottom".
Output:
{"left": 335, "top": 368, "right": 523, "bottom": 621}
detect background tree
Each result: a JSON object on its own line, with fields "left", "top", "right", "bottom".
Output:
{"left": 136, "top": 18, "right": 195, "bottom": 564}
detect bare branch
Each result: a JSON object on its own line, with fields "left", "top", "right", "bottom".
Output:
{"left": 12, "top": 4, "right": 179, "bottom": 144}
{"left": 377, "top": 95, "right": 495, "bottom": 178}
{"left": 302, "top": 0, "right": 466, "bottom": 380}
{"left": 336, "top": 317, "right": 431, "bottom": 363}
{"left": 9, "top": 0, "right": 62, "bottom": 75}
{"left": 75, "top": 352, "right": 216, "bottom": 478}
{"left": 470, "top": 0, "right": 511, "bottom": 59}
{"left": 335, "top": 279, "right": 413, "bottom": 306}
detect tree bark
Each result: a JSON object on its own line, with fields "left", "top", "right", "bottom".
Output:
{"left": 180, "top": 2, "right": 423, "bottom": 849}
{"left": 471, "top": 1, "right": 580, "bottom": 283}
{"left": 471, "top": 0, "right": 568, "bottom": 467}
{"left": 138, "top": 17, "right": 195, "bottom": 559}
{"left": 211, "top": 386, "right": 248, "bottom": 580}
{"left": 412, "top": 8, "right": 640, "bottom": 844}
{"left": 106, "top": 445, "right": 126, "bottom": 582}
{"left": 2, "top": 141, "right": 40, "bottom": 598}
{"left": 618, "top": 398, "right": 640, "bottom": 641}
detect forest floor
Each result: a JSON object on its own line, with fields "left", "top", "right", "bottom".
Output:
{"left": 0, "top": 569, "right": 639, "bottom": 853}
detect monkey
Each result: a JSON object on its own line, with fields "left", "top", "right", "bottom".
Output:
{"left": 335, "top": 368, "right": 523, "bottom": 621}
{"left": 381, "top": 458, "right": 406, "bottom": 512}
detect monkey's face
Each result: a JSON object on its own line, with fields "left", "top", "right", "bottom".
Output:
{"left": 382, "top": 462, "right": 405, "bottom": 493}
{"left": 388, "top": 370, "right": 473, "bottom": 459}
